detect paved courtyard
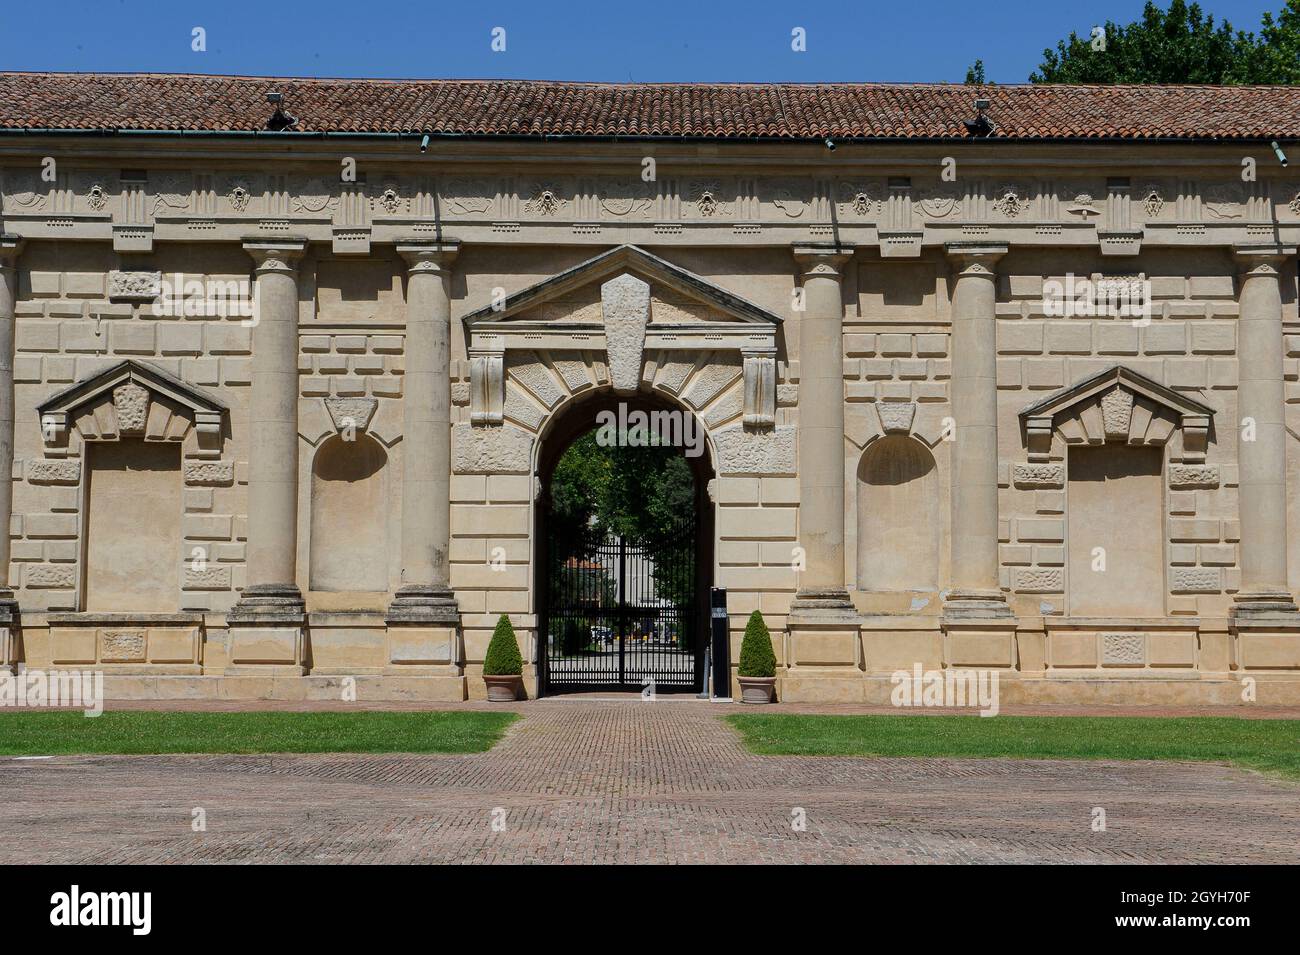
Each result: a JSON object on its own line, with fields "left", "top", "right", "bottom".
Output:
{"left": 2, "top": 700, "right": 1298, "bottom": 864}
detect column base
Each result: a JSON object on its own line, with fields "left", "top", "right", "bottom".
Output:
{"left": 1230, "top": 591, "right": 1299, "bottom": 619}
{"left": 226, "top": 584, "right": 306, "bottom": 675}
{"left": 385, "top": 585, "right": 460, "bottom": 625}
{"left": 785, "top": 589, "right": 862, "bottom": 700}
{"left": 942, "top": 588, "right": 1015, "bottom": 621}
{"left": 0, "top": 593, "right": 17, "bottom": 674}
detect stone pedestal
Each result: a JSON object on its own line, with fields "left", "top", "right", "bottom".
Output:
{"left": 226, "top": 585, "right": 306, "bottom": 675}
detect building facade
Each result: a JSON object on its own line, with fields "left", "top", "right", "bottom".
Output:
{"left": 3, "top": 74, "right": 1300, "bottom": 703}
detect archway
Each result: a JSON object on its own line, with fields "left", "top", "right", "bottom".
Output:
{"left": 535, "top": 390, "right": 715, "bottom": 694}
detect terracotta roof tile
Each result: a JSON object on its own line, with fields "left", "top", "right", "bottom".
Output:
{"left": 1, "top": 72, "right": 1298, "bottom": 140}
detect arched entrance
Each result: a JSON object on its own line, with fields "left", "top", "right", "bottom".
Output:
{"left": 535, "top": 390, "right": 715, "bottom": 695}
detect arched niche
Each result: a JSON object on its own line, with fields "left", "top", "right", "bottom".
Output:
{"left": 309, "top": 434, "right": 389, "bottom": 592}
{"left": 856, "top": 435, "right": 940, "bottom": 592}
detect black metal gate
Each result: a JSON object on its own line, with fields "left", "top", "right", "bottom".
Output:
{"left": 542, "top": 513, "right": 702, "bottom": 692}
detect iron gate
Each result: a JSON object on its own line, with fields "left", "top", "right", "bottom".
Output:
{"left": 543, "top": 513, "right": 702, "bottom": 692}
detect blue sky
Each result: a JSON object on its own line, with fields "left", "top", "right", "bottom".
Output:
{"left": 0, "top": 0, "right": 1284, "bottom": 83}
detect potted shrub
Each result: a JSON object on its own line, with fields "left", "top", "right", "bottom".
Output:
{"left": 737, "top": 610, "right": 777, "bottom": 704}
{"left": 483, "top": 614, "right": 524, "bottom": 702}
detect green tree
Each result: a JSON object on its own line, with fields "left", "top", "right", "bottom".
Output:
{"left": 1232, "top": 0, "right": 1300, "bottom": 82}
{"left": 483, "top": 615, "right": 523, "bottom": 676}
{"left": 1030, "top": 1, "right": 1252, "bottom": 84}
{"left": 965, "top": 59, "right": 987, "bottom": 85}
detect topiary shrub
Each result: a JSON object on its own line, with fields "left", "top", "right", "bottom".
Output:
{"left": 737, "top": 610, "right": 776, "bottom": 678}
{"left": 483, "top": 614, "right": 524, "bottom": 676}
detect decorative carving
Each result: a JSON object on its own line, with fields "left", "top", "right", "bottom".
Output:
{"left": 1140, "top": 185, "right": 1164, "bottom": 218}
{"left": 107, "top": 269, "right": 162, "bottom": 301}
{"left": 599, "top": 180, "right": 654, "bottom": 218}
{"left": 324, "top": 397, "right": 377, "bottom": 434}
{"left": 225, "top": 177, "right": 253, "bottom": 212}
{"left": 376, "top": 182, "right": 404, "bottom": 215}
{"left": 1065, "top": 194, "right": 1100, "bottom": 218}
{"left": 1290, "top": 192, "right": 1300, "bottom": 217}
{"left": 766, "top": 178, "right": 810, "bottom": 218}
{"left": 523, "top": 182, "right": 567, "bottom": 216}
{"left": 291, "top": 177, "right": 334, "bottom": 214}
{"left": 602, "top": 274, "right": 651, "bottom": 394}
{"left": 509, "top": 356, "right": 565, "bottom": 408}
{"left": 101, "top": 630, "right": 147, "bottom": 662}
{"left": 1012, "top": 463, "right": 1065, "bottom": 489}
{"left": 152, "top": 173, "right": 192, "bottom": 214}
{"left": 26, "top": 565, "right": 76, "bottom": 588}
{"left": 714, "top": 427, "right": 796, "bottom": 475}
{"left": 452, "top": 422, "right": 534, "bottom": 473}
{"left": 743, "top": 354, "right": 776, "bottom": 428}
{"left": 877, "top": 401, "right": 916, "bottom": 434}
{"left": 1168, "top": 464, "right": 1219, "bottom": 489}
{"left": 1102, "top": 633, "right": 1145, "bottom": 665}
{"left": 1100, "top": 387, "right": 1134, "bottom": 438}
{"left": 991, "top": 183, "right": 1029, "bottom": 218}
{"left": 184, "top": 460, "right": 234, "bottom": 485}
{"left": 1014, "top": 568, "right": 1063, "bottom": 592}
{"left": 916, "top": 187, "right": 961, "bottom": 219}
{"left": 1203, "top": 183, "right": 1244, "bottom": 219}
{"left": 113, "top": 381, "right": 150, "bottom": 435}
{"left": 1172, "top": 567, "right": 1221, "bottom": 592}
{"left": 838, "top": 181, "right": 883, "bottom": 217}
{"left": 686, "top": 180, "right": 728, "bottom": 218}
{"left": 442, "top": 178, "right": 494, "bottom": 215}
{"left": 85, "top": 182, "right": 108, "bottom": 211}
{"left": 4, "top": 173, "right": 46, "bottom": 211}
{"left": 27, "top": 459, "right": 81, "bottom": 484}
{"left": 184, "top": 567, "right": 231, "bottom": 589}
{"left": 470, "top": 353, "right": 505, "bottom": 425}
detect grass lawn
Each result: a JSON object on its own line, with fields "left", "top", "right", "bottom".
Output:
{"left": 726, "top": 714, "right": 1300, "bottom": 780}
{"left": 0, "top": 710, "right": 519, "bottom": 756}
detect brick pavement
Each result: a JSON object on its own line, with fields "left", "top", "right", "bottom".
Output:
{"left": 1, "top": 699, "right": 1297, "bottom": 864}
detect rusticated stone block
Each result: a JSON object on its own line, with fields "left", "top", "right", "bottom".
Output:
{"left": 1168, "top": 464, "right": 1220, "bottom": 489}
{"left": 101, "top": 629, "right": 147, "bottom": 662}
{"left": 714, "top": 427, "right": 796, "bottom": 475}
{"left": 184, "top": 566, "right": 232, "bottom": 589}
{"left": 26, "top": 564, "right": 76, "bottom": 588}
{"left": 1014, "top": 568, "right": 1064, "bottom": 592}
{"left": 27, "top": 459, "right": 82, "bottom": 484}
{"left": 1012, "top": 463, "right": 1065, "bottom": 489}
{"left": 184, "top": 460, "right": 235, "bottom": 485}
{"left": 1172, "top": 567, "right": 1221, "bottom": 593}
{"left": 1101, "top": 632, "right": 1145, "bottom": 665}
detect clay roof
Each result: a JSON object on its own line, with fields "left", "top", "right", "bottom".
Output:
{"left": 1, "top": 72, "right": 1298, "bottom": 141}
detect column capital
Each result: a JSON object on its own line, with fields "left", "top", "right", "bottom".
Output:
{"left": 397, "top": 239, "right": 460, "bottom": 274}
{"left": 944, "top": 241, "right": 1008, "bottom": 277}
{"left": 792, "top": 243, "right": 852, "bottom": 278}
{"left": 0, "top": 233, "right": 25, "bottom": 266}
{"left": 1233, "top": 243, "right": 1294, "bottom": 276}
{"left": 242, "top": 237, "right": 308, "bottom": 274}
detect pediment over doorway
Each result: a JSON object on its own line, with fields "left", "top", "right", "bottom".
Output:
{"left": 461, "top": 244, "right": 781, "bottom": 428}
{"left": 1019, "top": 364, "right": 1213, "bottom": 463}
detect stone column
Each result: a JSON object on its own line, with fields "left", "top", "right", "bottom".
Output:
{"left": 784, "top": 244, "right": 860, "bottom": 702}
{"left": 227, "top": 239, "right": 308, "bottom": 674}
{"left": 1232, "top": 246, "right": 1297, "bottom": 617}
{"left": 943, "top": 243, "right": 1012, "bottom": 620}
{"left": 0, "top": 235, "right": 23, "bottom": 672}
{"left": 388, "top": 240, "right": 459, "bottom": 624}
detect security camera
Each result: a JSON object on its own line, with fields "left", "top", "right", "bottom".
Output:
{"left": 1272, "top": 140, "right": 1288, "bottom": 167}
{"left": 824, "top": 138, "right": 836, "bottom": 151}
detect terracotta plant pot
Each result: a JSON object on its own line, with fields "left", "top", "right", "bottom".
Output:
{"left": 484, "top": 674, "right": 523, "bottom": 702}
{"left": 738, "top": 675, "right": 776, "bottom": 704}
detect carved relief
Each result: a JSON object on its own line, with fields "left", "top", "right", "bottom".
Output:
{"left": 1203, "top": 183, "right": 1244, "bottom": 219}
{"left": 184, "top": 460, "right": 234, "bottom": 485}
{"left": 837, "top": 181, "right": 883, "bottom": 217}
{"left": 441, "top": 178, "right": 494, "bottom": 215}
{"left": 916, "top": 186, "right": 961, "bottom": 219}
{"left": 291, "top": 177, "right": 335, "bottom": 214}
{"left": 225, "top": 176, "right": 254, "bottom": 212}
{"left": 1101, "top": 633, "right": 1145, "bottom": 665}
{"left": 152, "top": 172, "right": 192, "bottom": 214}
{"left": 26, "top": 565, "right": 76, "bottom": 588}
{"left": 1139, "top": 184, "right": 1165, "bottom": 218}
{"left": 1100, "top": 387, "right": 1134, "bottom": 438}
{"left": 765, "top": 178, "right": 810, "bottom": 218}
{"left": 877, "top": 401, "right": 916, "bottom": 434}
{"left": 1014, "top": 568, "right": 1063, "bottom": 592}
{"left": 27, "top": 460, "right": 82, "bottom": 484}
{"left": 1012, "top": 463, "right": 1065, "bottom": 489}
{"left": 4, "top": 172, "right": 46, "bottom": 211}
{"left": 1172, "top": 567, "right": 1221, "bottom": 592}
{"left": 1290, "top": 191, "right": 1300, "bottom": 217}
{"left": 376, "top": 181, "right": 404, "bottom": 215}
{"left": 1168, "top": 464, "right": 1219, "bottom": 489}
{"left": 85, "top": 182, "right": 109, "bottom": 211}
{"left": 113, "top": 381, "right": 151, "bottom": 435}
{"left": 1065, "top": 194, "right": 1100, "bottom": 219}
{"left": 324, "top": 397, "right": 378, "bottom": 433}
{"left": 991, "top": 183, "right": 1029, "bottom": 218}
{"left": 107, "top": 270, "right": 162, "bottom": 301}
{"left": 686, "top": 180, "right": 729, "bottom": 218}
{"left": 452, "top": 422, "right": 534, "bottom": 473}
{"left": 601, "top": 274, "right": 651, "bottom": 394}
{"left": 101, "top": 630, "right": 147, "bottom": 662}
{"left": 523, "top": 182, "right": 567, "bottom": 216}
{"left": 599, "top": 180, "right": 654, "bottom": 218}
{"left": 714, "top": 427, "right": 796, "bottom": 475}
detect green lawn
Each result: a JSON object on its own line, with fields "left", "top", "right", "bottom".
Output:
{"left": 0, "top": 710, "right": 519, "bottom": 756}
{"left": 726, "top": 714, "right": 1300, "bottom": 780}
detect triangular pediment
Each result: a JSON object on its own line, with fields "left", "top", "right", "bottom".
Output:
{"left": 460, "top": 244, "right": 783, "bottom": 330}
{"left": 1020, "top": 364, "right": 1213, "bottom": 461}
{"left": 38, "top": 359, "right": 227, "bottom": 419}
